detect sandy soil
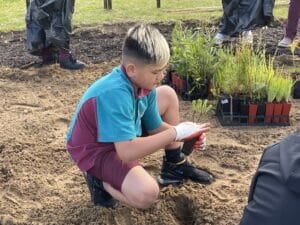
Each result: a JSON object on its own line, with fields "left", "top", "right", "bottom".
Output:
{"left": 0, "top": 21, "right": 300, "bottom": 225}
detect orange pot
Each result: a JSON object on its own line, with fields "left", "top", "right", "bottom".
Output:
{"left": 273, "top": 103, "right": 283, "bottom": 123}
{"left": 281, "top": 101, "right": 292, "bottom": 123}
{"left": 264, "top": 102, "right": 274, "bottom": 123}
{"left": 248, "top": 103, "right": 258, "bottom": 124}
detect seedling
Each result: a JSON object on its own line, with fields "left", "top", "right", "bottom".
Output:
{"left": 192, "top": 99, "right": 213, "bottom": 122}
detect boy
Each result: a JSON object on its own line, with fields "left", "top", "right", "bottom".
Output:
{"left": 66, "top": 24, "right": 214, "bottom": 209}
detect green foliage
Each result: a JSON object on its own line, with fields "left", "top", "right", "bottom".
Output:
{"left": 170, "top": 22, "right": 190, "bottom": 77}
{"left": 170, "top": 22, "right": 215, "bottom": 85}
{"left": 275, "top": 77, "right": 285, "bottom": 103}
{"left": 212, "top": 44, "right": 293, "bottom": 104}
{"left": 213, "top": 47, "right": 237, "bottom": 96}
{"left": 266, "top": 76, "right": 278, "bottom": 103}
{"left": 191, "top": 99, "right": 212, "bottom": 122}
{"left": 266, "top": 69, "right": 293, "bottom": 103}
{"left": 213, "top": 44, "right": 265, "bottom": 98}
{"left": 281, "top": 75, "right": 294, "bottom": 102}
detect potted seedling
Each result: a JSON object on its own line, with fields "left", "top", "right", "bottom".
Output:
{"left": 265, "top": 76, "right": 278, "bottom": 123}
{"left": 185, "top": 28, "right": 215, "bottom": 100}
{"left": 170, "top": 23, "right": 215, "bottom": 100}
{"left": 170, "top": 46, "right": 186, "bottom": 93}
{"left": 252, "top": 84, "right": 267, "bottom": 123}
{"left": 280, "top": 76, "right": 293, "bottom": 123}
{"left": 261, "top": 57, "right": 277, "bottom": 123}
{"left": 273, "top": 76, "right": 285, "bottom": 123}
{"left": 244, "top": 46, "right": 269, "bottom": 124}
{"left": 213, "top": 47, "right": 241, "bottom": 122}
{"left": 235, "top": 44, "right": 255, "bottom": 123}
{"left": 170, "top": 22, "right": 189, "bottom": 94}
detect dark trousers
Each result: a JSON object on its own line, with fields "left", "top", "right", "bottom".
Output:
{"left": 286, "top": 0, "right": 300, "bottom": 40}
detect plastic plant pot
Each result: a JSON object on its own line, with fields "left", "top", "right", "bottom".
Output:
{"left": 281, "top": 101, "right": 292, "bottom": 123}
{"left": 248, "top": 103, "right": 258, "bottom": 124}
{"left": 273, "top": 103, "right": 283, "bottom": 123}
{"left": 219, "top": 97, "right": 231, "bottom": 114}
{"left": 256, "top": 102, "right": 266, "bottom": 123}
{"left": 264, "top": 102, "right": 274, "bottom": 123}
{"left": 171, "top": 72, "right": 178, "bottom": 89}
{"left": 239, "top": 99, "right": 249, "bottom": 123}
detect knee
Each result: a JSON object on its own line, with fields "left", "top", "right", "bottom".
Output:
{"left": 133, "top": 183, "right": 159, "bottom": 209}
{"left": 159, "top": 85, "right": 177, "bottom": 98}
{"left": 157, "top": 85, "right": 179, "bottom": 105}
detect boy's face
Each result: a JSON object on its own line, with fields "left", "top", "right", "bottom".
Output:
{"left": 126, "top": 62, "right": 167, "bottom": 90}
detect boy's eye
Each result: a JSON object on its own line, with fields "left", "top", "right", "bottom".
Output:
{"left": 152, "top": 69, "right": 166, "bottom": 75}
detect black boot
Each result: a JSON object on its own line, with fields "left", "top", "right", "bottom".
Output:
{"left": 157, "top": 157, "right": 214, "bottom": 185}
{"left": 83, "top": 172, "right": 118, "bottom": 208}
{"left": 59, "top": 50, "right": 85, "bottom": 70}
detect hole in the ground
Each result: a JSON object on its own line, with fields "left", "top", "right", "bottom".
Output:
{"left": 173, "top": 194, "right": 197, "bottom": 225}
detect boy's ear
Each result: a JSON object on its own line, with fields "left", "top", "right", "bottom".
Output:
{"left": 125, "top": 63, "right": 136, "bottom": 78}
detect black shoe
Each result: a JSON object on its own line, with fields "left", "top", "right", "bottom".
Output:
{"left": 157, "top": 157, "right": 214, "bottom": 185}
{"left": 59, "top": 52, "right": 85, "bottom": 70}
{"left": 83, "top": 172, "right": 118, "bottom": 208}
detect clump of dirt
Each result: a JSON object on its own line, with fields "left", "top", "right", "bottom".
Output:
{"left": 0, "top": 21, "right": 299, "bottom": 225}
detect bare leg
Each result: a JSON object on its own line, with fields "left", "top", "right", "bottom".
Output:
{"left": 103, "top": 166, "right": 159, "bottom": 209}
{"left": 156, "top": 85, "right": 181, "bottom": 149}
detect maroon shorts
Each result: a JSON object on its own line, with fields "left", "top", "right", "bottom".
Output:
{"left": 87, "top": 147, "right": 140, "bottom": 192}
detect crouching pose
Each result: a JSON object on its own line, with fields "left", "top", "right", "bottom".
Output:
{"left": 66, "top": 24, "right": 214, "bottom": 209}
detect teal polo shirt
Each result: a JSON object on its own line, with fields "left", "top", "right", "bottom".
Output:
{"left": 66, "top": 66, "right": 163, "bottom": 143}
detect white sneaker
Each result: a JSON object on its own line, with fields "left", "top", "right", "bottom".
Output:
{"left": 278, "top": 37, "right": 292, "bottom": 48}
{"left": 214, "top": 33, "right": 231, "bottom": 45}
{"left": 241, "top": 31, "right": 253, "bottom": 44}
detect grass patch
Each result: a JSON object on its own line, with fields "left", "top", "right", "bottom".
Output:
{"left": 0, "top": 0, "right": 288, "bottom": 32}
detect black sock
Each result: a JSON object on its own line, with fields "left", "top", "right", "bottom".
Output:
{"left": 165, "top": 147, "right": 185, "bottom": 163}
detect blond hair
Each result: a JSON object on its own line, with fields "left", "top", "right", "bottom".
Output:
{"left": 122, "top": 24, "right": 170, "bottom": 65}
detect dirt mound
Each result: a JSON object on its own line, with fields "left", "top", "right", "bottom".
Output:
{"left": 0, "top": 21, "right": 300, "bottom": 225}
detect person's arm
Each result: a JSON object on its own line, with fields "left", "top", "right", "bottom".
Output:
{"left": 114, "top": 126, "right": 176, "bottom": 162}
{"left": 114, "top": 122, "right": 210, "bottom": 162}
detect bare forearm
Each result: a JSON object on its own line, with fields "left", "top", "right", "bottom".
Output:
{"left": 115, "top": 127, "right": 176, "bottom": 162}
{"left": 148, "top": 122, "right": 172, "bottom": 134}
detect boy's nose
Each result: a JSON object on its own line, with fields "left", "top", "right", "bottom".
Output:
{"left": 157, "top": 71, "right": 165, "bottom": 82}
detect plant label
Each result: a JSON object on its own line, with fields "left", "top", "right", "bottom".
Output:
{"left": 221, "top": 99, "right": 229, "bottom": 104}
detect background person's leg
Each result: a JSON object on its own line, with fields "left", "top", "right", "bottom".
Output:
{"left": 285, "top": 0, "right": 300, "bottom": 40}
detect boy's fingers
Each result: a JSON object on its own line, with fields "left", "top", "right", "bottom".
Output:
{"left": 196, "top": 123, "right": 211, "bottom": 132}
{"left": 197, "top": 123, "right": 211, "bottom": 129}
{"left": 198, "top": 127, "right": 210, "bottom": 134}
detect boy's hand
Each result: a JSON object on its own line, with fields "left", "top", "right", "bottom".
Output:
{"left": 194, "top": 133, "right": 206, "bottom": 151}
{"left": 173, "top": 122, "right": 210, "bottom": 142}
